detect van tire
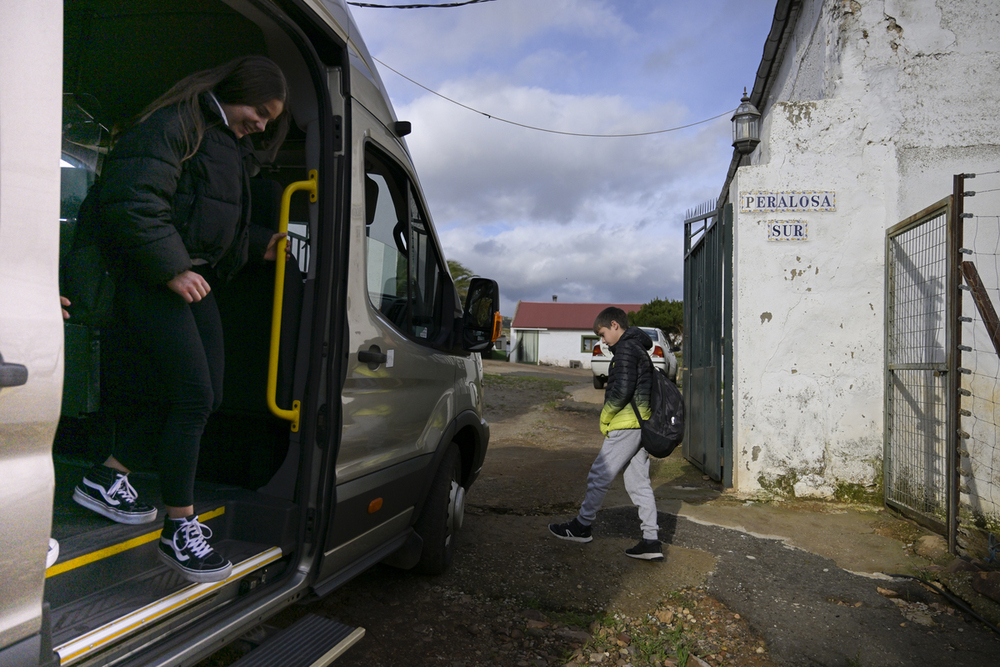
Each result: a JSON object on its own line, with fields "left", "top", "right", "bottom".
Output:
{"left": 414, "top": 443, "right": 463, "bottom": 575}
{"left": 593, "top": 376, "right": 604, "bottom": 389}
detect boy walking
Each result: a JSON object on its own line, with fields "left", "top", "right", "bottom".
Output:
{"left": 548, "top": 307, "right": 662, "bottom": 560}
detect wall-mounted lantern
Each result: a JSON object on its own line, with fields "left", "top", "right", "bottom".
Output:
{"left": 731, "top": 88, "right": 761, "bottom": 155}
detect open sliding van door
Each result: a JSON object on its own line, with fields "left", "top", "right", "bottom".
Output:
{"left": 0, "top": 2, "right": 65, "bottom": 666}
{"left": 316, "top": 58, "right": 466, "bottom": 582}
{"left": 316, "top": 20, "right": 498, "bottom": 586}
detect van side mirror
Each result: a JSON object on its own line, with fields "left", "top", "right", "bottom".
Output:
{"left": 462, "top": 278, "right": 501, "bottom": 352}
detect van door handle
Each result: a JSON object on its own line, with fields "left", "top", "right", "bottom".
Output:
{"left": 358, "top": 346, "right": 388, "bottom": 368}
{"left": 0, "top": 353, "right": 28, "bottom": 388}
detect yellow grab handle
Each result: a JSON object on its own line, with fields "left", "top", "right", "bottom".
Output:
{"left": 267, "top": 170, "right": 318, "bottom": 431}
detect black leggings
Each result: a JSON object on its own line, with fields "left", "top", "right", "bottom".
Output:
{"left": 112, "top": 270, "right": 223, "bottom": 507}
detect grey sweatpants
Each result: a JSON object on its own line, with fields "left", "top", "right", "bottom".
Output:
{"left": 577, "top": 428, "right": 659, "bottom": 541}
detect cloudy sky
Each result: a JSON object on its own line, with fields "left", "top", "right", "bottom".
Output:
{"left": 349, "top": 0, "right": 776, "bottom": 315}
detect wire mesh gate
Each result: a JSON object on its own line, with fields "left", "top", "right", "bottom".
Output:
{"left": 884, "top": 197, "right": 955, "bottom": 537}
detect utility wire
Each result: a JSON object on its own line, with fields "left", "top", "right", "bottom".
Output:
{"left": 374, "top": 57, "right": 734, "bottom": 138}
{"left": 347, "top": 0, "right": 496, "bottom": 8}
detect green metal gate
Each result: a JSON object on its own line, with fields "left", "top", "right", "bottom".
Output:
{"left": 884, "top": 196, "right": 956, "bottom": 537}
{"left": 683, "top": 201, "right": 733, "bottom": 485}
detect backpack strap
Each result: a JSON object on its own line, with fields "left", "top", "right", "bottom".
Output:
{"left": 629, "top": 347, "right": 656, "bottom": 425}
{"left": 630, "top": 397, "right": 646, "bottom": 426}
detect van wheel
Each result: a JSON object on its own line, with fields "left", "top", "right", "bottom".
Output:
{"left": 414, "top": 443, "right": 463, "bottom": 575}
{"left": 593, "top": 376, "right": 604, "bottom": 389}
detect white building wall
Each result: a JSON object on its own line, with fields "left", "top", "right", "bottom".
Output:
{"left": 509, "top": 329, "right": 597, "bottom": 367}
{"left": 538, "top": 330, "right": 595, "bottom": 368}
{"left": 730, "top": 0, "right": 1000, "bottom": 498}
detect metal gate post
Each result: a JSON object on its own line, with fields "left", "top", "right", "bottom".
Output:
{"left": 947, "top": 175, "right": 965, "bottom": 554}
{"left": 722, "top": 203, "right": 734, "bottom": 489}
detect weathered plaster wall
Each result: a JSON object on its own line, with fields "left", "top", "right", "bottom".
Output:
{"left": 731, "top": 100, "right": 887, "bottom": 496}
{"left": 730, "top": 0, "right": 1000, "bottom": 497}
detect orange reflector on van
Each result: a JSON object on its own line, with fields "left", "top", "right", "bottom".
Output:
{"left": 491, "top": 312, "right": 502, "bottom": 342}
{"left": 368, "top": 498, "right": 383, "bottom": 514}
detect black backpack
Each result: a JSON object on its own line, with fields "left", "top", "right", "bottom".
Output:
{"left": 630, "top": 358, "right": 685, "bottom": 458}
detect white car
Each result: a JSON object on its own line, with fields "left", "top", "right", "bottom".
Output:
{"left": 591, "top": 327, "right": 678, "bottom": 389}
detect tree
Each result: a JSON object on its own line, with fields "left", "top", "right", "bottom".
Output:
{"left": 628, "top": 298, "right": 683, "bottom": 347}
{"left": 448, "top": 259, "right": 474, "bottom": 303}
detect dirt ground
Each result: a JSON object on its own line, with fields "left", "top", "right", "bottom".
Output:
{"left": 202, "top": 366, "right": 781, "bottom": 667}
{"left": 197, "top": 363, "right": 1000, "bottom": 667}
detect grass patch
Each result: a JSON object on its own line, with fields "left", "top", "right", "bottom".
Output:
{"left": 482, "top": 374, "right": 571, "bottom": 415}
{"left": 757, "top": 472, "right": 799, "bottom": 499}
{"left": 525, "top": 587, "right": 769, "bottom": 667}
{"left": 833, "top": 481, "right": 882, "bottom": 506}
{"left": 577, "top": 610, "right": 696, "bottom": 666}
{"left": 483, "top": 373, "right": 570, "bottom": 395}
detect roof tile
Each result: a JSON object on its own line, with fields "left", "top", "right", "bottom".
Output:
{"left": 511, "top": 301, "right": 644, "bottom": 330}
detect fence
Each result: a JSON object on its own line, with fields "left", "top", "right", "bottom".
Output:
{"left": 885, "top": 172, "right": 1000, "bottom": 560}
{"left": 957, "top": 171, "right": 1000, "bottom": 560}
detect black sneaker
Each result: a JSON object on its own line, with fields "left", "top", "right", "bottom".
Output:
{"left": 158, "top": 515, "right": 232, "bottom": 583}
{"left": 625, "top": 539, "right": 663, "bottom": 560}
{"left": 73, "top": 464, "right": 158, "bottom": 524}
{"left": 548, "top": 518, "right": 593, "bottom": 543}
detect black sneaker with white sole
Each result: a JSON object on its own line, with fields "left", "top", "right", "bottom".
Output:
{"left": 548, "top": 517, "right": 593, "bottom": 543}
{"left": 73, "top": 464, "right": 158, "bottom": 524}
{"left": 625, "top": 538, "right": 663, "bottom": 560}
{"left": 158, "top": 515, "right": 232, "bottom": 583}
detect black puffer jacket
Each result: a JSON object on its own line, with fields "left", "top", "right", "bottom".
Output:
{"left": 600, "top": 326, "right": 653, "bottom": 435}
{"left": 98, "top": 94, "right": 270, "bottom": 284}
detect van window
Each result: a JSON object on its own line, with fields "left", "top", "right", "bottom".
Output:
{"left": 364, "top": 146, "right": 447, "bottom": 342}
{"left": 408, "top": 202, "right": 446, "bottom": 340}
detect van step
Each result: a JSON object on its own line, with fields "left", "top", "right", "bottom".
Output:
{"left": 53, "top": 546, "right": 282, "bottom": 666}
{"left": 230, "top": 614, "right": 364, "bottom": 667}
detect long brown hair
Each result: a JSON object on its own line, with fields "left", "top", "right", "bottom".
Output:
{"left": 139, "top": 55, "right": 290, "bottom": 161}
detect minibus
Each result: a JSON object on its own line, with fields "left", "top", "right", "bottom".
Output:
{"left": 0, "top": 1, "right": 500, "bottom": 664}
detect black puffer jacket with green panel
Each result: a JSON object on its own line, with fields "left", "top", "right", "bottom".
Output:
{"left": 599, "top": 326, "right": 653, "bottom": 435}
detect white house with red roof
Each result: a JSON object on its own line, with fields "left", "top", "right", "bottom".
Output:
{"left": 509, "top": 301, "right": 643, "bottom": 367}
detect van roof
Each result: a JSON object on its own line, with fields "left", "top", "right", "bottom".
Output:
{"left": 310, "top": 0, "right": 400, "bottom": 126}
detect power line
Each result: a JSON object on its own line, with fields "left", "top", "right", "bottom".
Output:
{"left": 347, "top": 0, "right": 496, "bottom": 8}
{"left": 374, "top": 57, "right": 735, "bottom": 138}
